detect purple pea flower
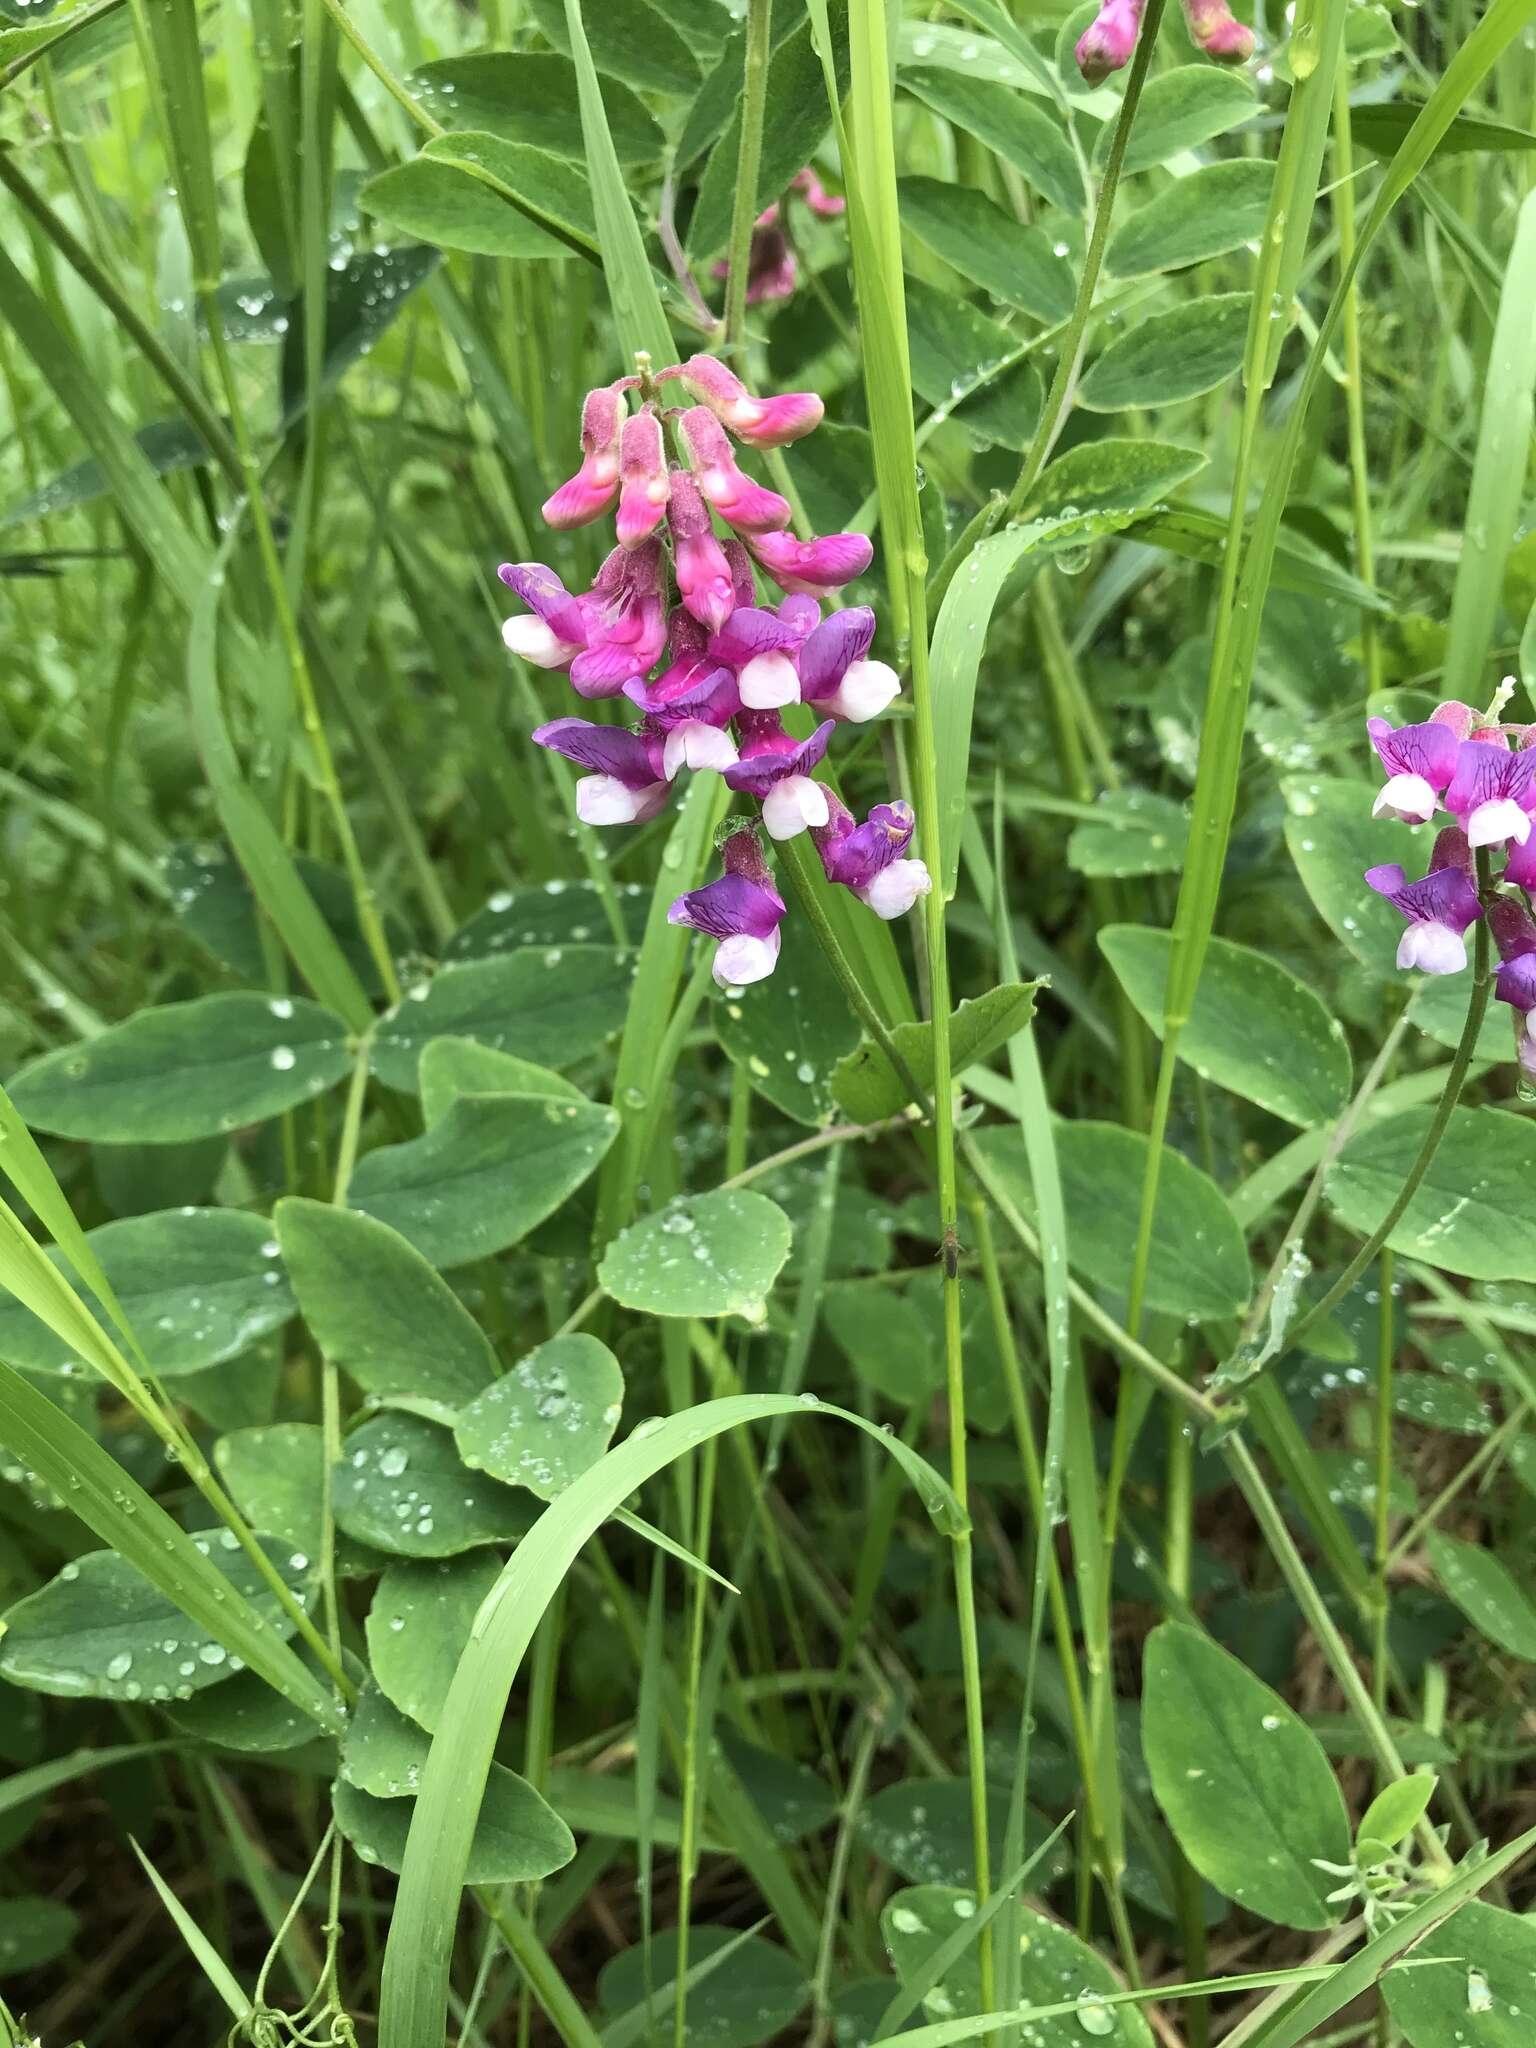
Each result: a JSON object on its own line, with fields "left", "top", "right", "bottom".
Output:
{"left": 1492, "top": 899, "right": 1536, "bottom": 1077}
{"left": 621, "top": 618, "right": 742, "bottom": 778}
{"left": 1365, "top": 828, "right": 1484, "bottom": 975}
{"left": 814, "top": 792, "right": 932, "bottom": 920}
{"left": 799, "top": 606, "right": 901, "bottom": 723}
{"left": 746, "top": 527, "right": 873, "bottom": 596}
{"left": 531, "top": 716, "right": 671, "bottom": 825}
{"left": 1366, "top": 716, "right": 1459, "bottom": 825}
{"left": 498, "top": 562, "right": 589, "bottom": 669}
{"left": 542, "top": 385, "right": 623, "bottom": 530}
{"left": 709, "top": 602, "right": 817, "bottom": 710}
{"left": 668, "top": 831, "right": 786, "bottom": 987}
{"left": 723, "top": 711, "right": 834, "bottom": 839}
{"left": 1075, "top": 0, "right": 1144, "bottom": 82}
{"left": 1443, "top": 738, "right": 1536, "bottom": 850}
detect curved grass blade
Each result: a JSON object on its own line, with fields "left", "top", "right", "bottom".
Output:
{"left": 377, "top": 1394, "right": 965, "bottom": 2048}
{"left": 0, "top": 1359, "right": 345, "bottom": 1736}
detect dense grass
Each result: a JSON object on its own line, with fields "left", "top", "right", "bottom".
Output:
{"left": 2, "top": 1, "right": 1536, "bottom": 2045}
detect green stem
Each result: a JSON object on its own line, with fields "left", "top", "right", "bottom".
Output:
{"left": 723, "top": 0, "right": 773, "bottom": 348}
{"left": 1332, "top": 73, "right": 1382, "bottom": 696}
{"left": 1282, "top": 864, "right": 1493, "bottom": 1357}
{"left": 1371, "top": 1243, "right": 1394, "bottom": 1729}
{"left": 1002, "top": 0, "right": 1169, "bottom": 519}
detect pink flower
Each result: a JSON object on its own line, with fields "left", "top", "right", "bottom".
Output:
{"left": 672, "top": 354, "right": 824, "bottom": 448}
{"left": 542, "top": 385, "right": 623, "bottom": 530}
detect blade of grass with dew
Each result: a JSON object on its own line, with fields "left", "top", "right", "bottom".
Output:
{"left": 0, "top": 1358, "right": 345, "bottom": 1735}
{"left": 1439, "top": 186, "right": 1536, "bottom": 705}
{"left": 186, "top": 538, "right": 375, "bottom": 1033}
{"left": 0, "top": 1743, "right": 172, "bottom": 1818}
{"left": 377, "top": 1394, "right": 966, "bottom": 2048}
{"left": 563, "top": 0, "right": 674, "bottom": 365}
{"left": 130, "top": 1837, "right": 254, "bottom": 2022}
{"left": 826, "top": 0, "right": 993, "bottom": 1967}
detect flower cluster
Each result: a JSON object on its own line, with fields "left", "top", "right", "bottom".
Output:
{"left": 1363, "top": 687, "right": 1536, "bottom": 1076}
{"left": 1075, "top": 0, "right": 1254, "bottom": 85}
{"left": 713, "top": 166, "right": 846, "bottom": 308}
{"left": 499, "top": 353, "right": 930, "bottom": 989}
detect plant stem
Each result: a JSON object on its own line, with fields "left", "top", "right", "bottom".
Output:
{"left": 1332, "top": 73, "right": 1382, "bottom": 695}
{"left": 1003, "top": 0, "right": 1169, "bottom": 519}
{"left": 1282, "top": 863, "right": 1493, "bottom": 1356}
{"left": 723, "top": 0, "right": 772, "bottom": 348}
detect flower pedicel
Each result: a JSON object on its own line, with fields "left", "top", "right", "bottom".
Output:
{"left": 499, "top": 354, "right": 930, "bottom": 989}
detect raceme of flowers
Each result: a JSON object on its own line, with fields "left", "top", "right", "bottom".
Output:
{"left": 1363, "top": 688, "right": 1536, "bottom": 1076}
{"left": 1075, "top": 0, "right": 1254, "bottom": 85}
{"left": 498, "top": 353, "right": 930, "bottom": 990}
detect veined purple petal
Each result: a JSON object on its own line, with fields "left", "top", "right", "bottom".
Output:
{"left": 709, "top": 605, "right": 805, "bottom": 667}
{"left": 498, "top": 562, "right": 587, "bottom": 646}
{"left": 1505, "top": 834, "right": 1536, "bottom": 891}
{"left": 1365, "top": 861, "right": 1483, "bottom": 935}
{"left": 667, "top": 872, "right": 785, "bottom": 942}
{"left": 1367, "top": 716, "right": 1459, "bottom": 789}
{"left": 723, "top": 719, "right": 834, "bottom": 797}
{"left": 818, "top": 800, "right": 916, "bottom": 888}
{"left": 799, "top": 608, "right": 877, "bottom": 700}
{"left": 532, "top": 717, "right": 663, "bottom": 790}
{"left": 1496, "top": 952, "right": 1536, "bottom": 1014}
{"left": 625, "top": 660, "right": 738, "bottom": 726}
{"left": 1445, "top": 740, "right": 1536, "bottom": 830}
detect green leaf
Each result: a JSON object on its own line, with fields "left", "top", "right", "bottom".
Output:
{"left": 598, "top": 1189, "right": 792, "bottom": 1320}
{"left": 454, "top": 1335, "right": 624, "bottom": 1499}
{"left": 1, "top": 416, "right": 212, "bottom": 532}
{"left": 411, "top": 53, "right": 664, "bottom": 165}
{"left": 419, "top": 1039, "right": 585, "bottom": 1126}
{"left": 1383, "top": 1900, "right": 1536, "bottom": 2048}
{"left": 1023, "top": 440, "right": 1207, "bottom": 521}
{"left": 420, "top": 132, "right": 597, "bottom": 246}
{"left": 372, "top": 949, "right": 632, "bottom": 1093}
{"left": 1426, "top": 1529, "right": 1536, "bottom": 1659}
{"left": 214, "top": 1422, "right": 373, "bottom": 1577}
{"left": 896, "top": 175, "right": 1075, "bottom": 324}
{"left": 367, "top": 1552, "right": 504, "bottom": 1732}
{"left": 279, "top": 245, "right": 440, "bottom": 420}
{"left": 8, "top": 993, "right": 353, "bottom": 1143}
{"left": 1142, "top": 1621, "right": 1350, "bottom": 1929}
{"left": 0, "top": 1539, "right": 311, "bottom": 1705}
{"left": 1066, "top": 788, "right": 1190, "bottom": 877}
{"left": 526, "top": 0, "right": 700, "bottom": 93}
{"left": 832, "top": 981, "right": 1041, "bottom": 1123}
{"left": 860, "top": 1782, "right": 1070, "bottom": 1890}
{"left": 713, "top": 913, "right": 860, "bottom": 1127}
{"left": 334, "top": 1767, "right": 574, "bottom": 1884}
{"left": 1106, "top": 161, "right": 1275, "bottom": 277}
{"left": 1079, "top": 294, "right": 1250, "bottom": 411}
{"left": 1109, "top": 65, "right": 1257, "bottom": 176}
{"left": 347, "top": 1094, "right": 619, "bottom": 1269}
{"left": 1327, "top": 1107, "right": 1536, "bottom": 1282}
{"left": 823, "top": 1282, "right": 945, "bottom": 1405}
{"left": 0, "top": 1208, "right": 293, "bottom": 1379}
{"left": 164, "top": 1668, "right": 318, "bottom": 1753}
{"left": 341, "top": 1680, "right": 433, "bottom": 1796}
{"left": 1357, "top": 1776, "right": 1436, "bottom": 1859}
{"left": 0, "top": 1897, "right": 80, "bottom": 1973}
{"left": 971, "top": 1123, "right": 1251, "bottom": 1321}
{"left": 598, "top": 1928, "right": 808, "bottom": 2048}
{"left": 902, "top": 67, "right": 1082, "bottom": 212}
{"left": 333, "top": 1413, "right": 537, "bottom": 1558}
{"left": 1099, "top": 926, "right": 1351, "bottom": 1127}
{"left": 275, "top": 1198, "right": 497, "bottom": 1412}
{"left": 905, "top": 277, "right": 1041, "bottom": 451}
{"left": 1353, "top": 103, "right": 1536, "bottom": 162}
{"left": 446, "top": 880, "right": 648, "bottom": 960}
{"left": 359, "top": 156, "right": 575, "bottom": 260}
{"left": 881, "top": 1887, "right": 1147, "bottom": 2044}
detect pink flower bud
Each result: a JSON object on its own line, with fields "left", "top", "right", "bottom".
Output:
{"left": 1075, "top": 0, "right": 1145, "bottom": 83}
{"left": 674, "top": 355, "right": 824, "bottom": 448}
{"left": 747, "top": 528, "right": 873, "bottom": 595}
{"left": 677, "top": 407, "right": 792, "bottom": 534}
{"left": 1180, "top": 0, "right": 1254, "bottom": 65}
{"left": 615, "top": 411, "right": 670, "bottom": 548}
{"left": 666, "top": 470, "right": 736, "bottom": 631}
{"left": 543, "top": 385, "right": 623, "bottom": 529}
